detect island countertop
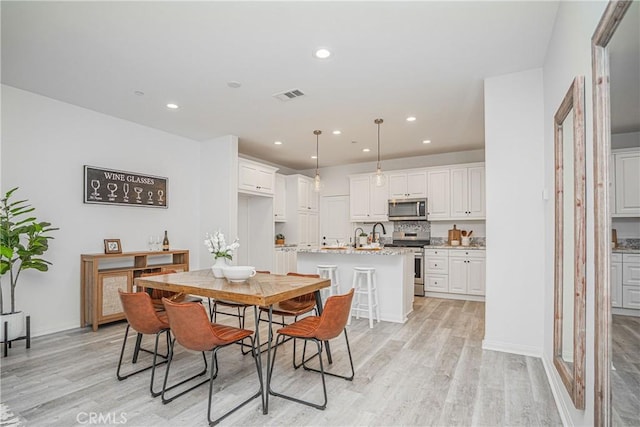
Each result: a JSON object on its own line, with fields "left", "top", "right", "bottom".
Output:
{"left": 295, "top": 247, "right": 415, "bottom": 255}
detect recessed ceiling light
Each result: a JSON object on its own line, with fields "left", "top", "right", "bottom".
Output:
{"left": 362, "top": 148, "right": 371, "bottom": 153}
{"left": 134, "top": 90, "right": 144, "bottom": 96}
{"left": 311, "top": 155, "right": 318, "bottom": 159}
{"left": 406, "top": 116, "right": 416, "bottom": 122}
{"left": 314, "top": 48, "right": 331, "bottom": 59}
{"left": 332, "top": 130, "right": 341, "bottom": 135}
{"left": 227, "top": 81, "right": 242, "bottom": 88}
{"left": 422, "top": 140, "right": 431, "bottom": 144}
{"left": 274, "top": 141, "right": 283, "bottom": 145}
{"left": 166, "top": 103, "right": 179, "bottom": 110}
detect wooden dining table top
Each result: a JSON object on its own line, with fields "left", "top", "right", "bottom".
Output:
{"left": 134, "top": 269, "right": 330, "bottom": 306}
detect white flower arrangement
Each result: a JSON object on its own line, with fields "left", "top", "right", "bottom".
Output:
{"left": 204, "top": 230, "right": 240, "bottom": 260}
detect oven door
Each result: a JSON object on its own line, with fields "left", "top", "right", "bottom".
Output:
{"left": 414, "top": 252, "right": 425, "bottom": 296}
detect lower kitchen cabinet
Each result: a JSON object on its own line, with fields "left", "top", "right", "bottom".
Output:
{"left": 424, "top": 248, "right": 485, "bottom": 297}
{"left": 274, "top": 249, "right": 297, "bottom": 275}
{"left": 611, "top": 253, "right": 622, "bottom": 308}
{"left": 449, "top": 250, "right": 485, "bottom": 296}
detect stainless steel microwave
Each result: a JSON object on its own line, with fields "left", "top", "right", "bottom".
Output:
{"left": 388, "top": 198, "right": 428, "bottom": 221}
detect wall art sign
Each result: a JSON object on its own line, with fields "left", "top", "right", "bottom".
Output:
{"left": 84, "top": 165, "right": 168, "bottom": 208}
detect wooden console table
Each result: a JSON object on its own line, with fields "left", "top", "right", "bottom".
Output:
{"left": 80, "top": 250, "right": 189, "bottom": 331}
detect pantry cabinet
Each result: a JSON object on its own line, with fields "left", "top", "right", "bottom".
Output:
{"left": 274, "top": 174, "right": 287, "bottom": 222}
{"left": 238, "top": 158, "right": 278, "bottom": 196}
{"left": 388, "top": 170, "right": 427, "bottom": 200}
{"left": 349, "top": 173, "right": 388, "bottom": 222}
{"left": 281, "top": 175, "right": 319, "bottom": 246}
{"left": 450, "top": 166, "right": 485, "bottom": 219}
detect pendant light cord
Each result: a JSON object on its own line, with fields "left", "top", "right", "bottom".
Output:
{"left": 314, "top": 130, "right": 321, "bottom": 175}
{"left": 374, "top": 118, "right": 383, "bottom": 168}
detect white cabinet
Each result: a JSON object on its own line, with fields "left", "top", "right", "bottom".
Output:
{"left": 622, "top": 254, "right": 640, "bottom": 309}
{"left": 424, "top": 249, "right": 449, "bottom": 293}
{"left": 448, "top": 250, "right": 486, "bottom": 296}
{"left": 274, "top": 174, "right": 287, "bottom": 222}
{"left": 238, "top": 158, "right": 278, "bottom": 196}
{"left": 349, "top": 174, "right": 389, "bottom": 222}
{"left": 388, "top": 170, "right": 427, "bottom": 200}
{"left": 450, "top": 166, "right": 485, "bottom": 219}
{"left": 281, "top": 175, "right": 319, "bottom": 247}
{"left": 426, "top": 169, "right": 450, "bottom": 219}
{"left": 613, "top": 149, "right": 640, "bottom": 217}
{"left": 611, "top": 253, "right": 622, "bottom": 308}
{"left": 274, "top": 249, "right": 297, "bottom": 275}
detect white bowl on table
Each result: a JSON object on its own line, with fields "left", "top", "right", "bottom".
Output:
{"left": 223, "top": 266, "right": 256, "bottom": 282}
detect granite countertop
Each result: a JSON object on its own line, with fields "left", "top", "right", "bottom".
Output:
{"left": 275, "top": 244, "right": 298, "bottom": 248}
{"left": 424, "top": 244, "right": 486, "bottom": 250}
{"left": 296, "top": 247, "right": 415, "bottom": 255}
{"left": 612, "top": 247, "right": 640, "bottom": 254}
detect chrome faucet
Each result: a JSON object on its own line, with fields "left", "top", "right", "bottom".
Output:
{"left": 372, "top": 222, "right": 386, "bottom": 243}
{"left": 354, "top": 227, "right": 364, "bottom": 248}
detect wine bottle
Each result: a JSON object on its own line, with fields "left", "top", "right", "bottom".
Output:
{"left": 162, "top": 230, "right": 169, "bottom": 251}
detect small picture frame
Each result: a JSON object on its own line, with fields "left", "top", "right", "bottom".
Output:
{"left": 104, "top": 239, "right": 122, "bottom": 254}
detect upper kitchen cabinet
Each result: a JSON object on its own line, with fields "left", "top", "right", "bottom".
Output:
{"left": 349, "top": 173, "right": 388, "bottom": 222}
{"left": 612, "top": 148, "right": 640, "bottom": 217}
{"left": 238, "top": 158, "right": 278, "bottom": 196}
{"left": 426, "top": 169, "right": 450, "bottom": 219}
{"left": 388, "top": 170, "right": 427, "bottom": 200}
{"left": 450, "top": 165, "right": 485, "bottom": 219}
{"left": 274, "top": 174, "right": 287, "bottom": 222}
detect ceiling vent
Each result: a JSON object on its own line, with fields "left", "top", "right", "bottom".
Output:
{"left": 273, "top": 88, "right": 306, "bottom": 102}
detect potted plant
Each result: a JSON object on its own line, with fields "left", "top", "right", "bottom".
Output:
{"left": 0, "top": 187, "right": 58, "bottom": 342}
{"left": 275, "top": 233, "right": 285, "bottom": 245}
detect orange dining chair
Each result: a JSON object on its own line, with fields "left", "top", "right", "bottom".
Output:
{"left": 210, "top": 270, "right": 270, "bottom": 354}
{"left": 162, "top": 298, "right": 263, "bottom": 424}
{"left": 267, "top": 288, "right": 355, "bottom": 410}
{"left": 116, "top": 290, "right": 171, "bottom": 397}
{"left": 139, "top": 270, "right": 202, "bottom": 311}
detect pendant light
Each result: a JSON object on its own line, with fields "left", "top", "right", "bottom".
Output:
{"left": 374, "top": 118, "right": 386, "bottom": 187}
{"left": 313, "top": 130, "right": 322, "bottom": 192}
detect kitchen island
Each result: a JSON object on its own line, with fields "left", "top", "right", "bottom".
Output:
{"left": 296, "top": 247, "right": 415, "bottom": 323}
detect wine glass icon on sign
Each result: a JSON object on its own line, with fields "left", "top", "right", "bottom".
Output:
{"left": 123, "top": 183, "right": 130, "bottom": 202}
{"left": 90, "top": 180, "right": 102, "bottom": 200}
{"left": 134, "top": 187, "right": 143, "bottom": 203}
{"left": 107, "top": 183, "right": 118, "bottom": 201}
{"left": 157, "top": 190, "right": 164, "bottom": 204}
{"left": 147, "top": 191, "right": 154, "bottom": 204}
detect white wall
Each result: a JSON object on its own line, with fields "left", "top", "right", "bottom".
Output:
{"left": 541, "top": 1, "right": 608, "bottom": 425}
{"left": 199, "top": 135, "right": 238, "bottom": 269}
{"left": 611, "top": 131, "right": 640, "bottom": 149}
{"left": 483, "top": 69, "right": 545, "bottom": 357}
{"left": 1, "top": 85, "right": 202, "bottom": 335}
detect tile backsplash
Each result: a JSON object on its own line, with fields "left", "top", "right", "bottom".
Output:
{"left": 617, "top": 238, "right": 640, "bottom": 249}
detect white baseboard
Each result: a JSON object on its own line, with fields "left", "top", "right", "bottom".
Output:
{"left": 541, "top": 355, "right": 572, "bottom": 427}
{"left": 481, "top": 339, "right": 542, "bottom": 357}
{"left": 424, "top": 291, "right": 485, "bottom": 302}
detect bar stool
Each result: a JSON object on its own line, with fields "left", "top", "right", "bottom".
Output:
{"left": 349, "top": 267, "right": 380, "bottom": 328}
{"left": 316, "top": 265, "right": 340, "bottom": 298}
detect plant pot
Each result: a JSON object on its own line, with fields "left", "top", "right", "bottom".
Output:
{"left": 211, "top": 258, "right": 228, "bottom": 278}
{"left": 0, "top": 311, "right": 25, "bottom": 342}
{"left": 275, "top": 239, "right": 285, "bottom": 245}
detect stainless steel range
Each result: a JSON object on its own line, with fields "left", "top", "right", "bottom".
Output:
{"left": 384, "top": 231, "right": 430, "bottom": 296}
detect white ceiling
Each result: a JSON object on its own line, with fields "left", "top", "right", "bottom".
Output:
{"left": 1, "top": 1, "right": 563, "bottom": 170}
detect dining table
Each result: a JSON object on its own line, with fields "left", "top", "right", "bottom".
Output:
{"left": 134, "top": 269, "right": 331, "bottom": 414}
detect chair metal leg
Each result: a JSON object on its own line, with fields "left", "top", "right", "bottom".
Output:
{"left": 301, "top": 329, "right": 355, "bottom": 381}
{"left": 207, "top": 336, "right": 263, "bottom": 426}
{"left": 161, "top": 337, "right": 210, "bottom": 404}
{"left": 116, "top": 325, "right": 169, "bottom": 383}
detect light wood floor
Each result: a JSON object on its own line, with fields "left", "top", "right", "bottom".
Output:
{"left": 0, "top": 297, "right": 561, "bottom": 426}
{"left": 612, "top": 314, "right": 640, "bottom": 426}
